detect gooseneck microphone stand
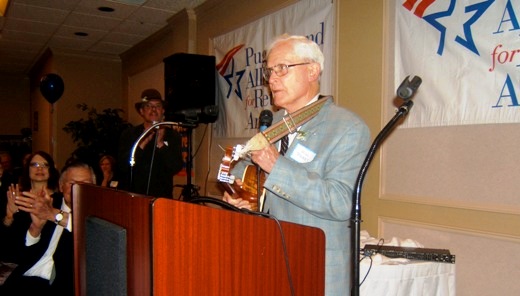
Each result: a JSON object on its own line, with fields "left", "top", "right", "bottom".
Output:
{"left": 351, "top": 75, "right": 422, "bottom": 296}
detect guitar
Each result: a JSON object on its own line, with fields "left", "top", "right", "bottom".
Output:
{"left": 217, "top": 145, "right": 266, "bottom": 212}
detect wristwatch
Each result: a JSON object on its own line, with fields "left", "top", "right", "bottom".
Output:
{"left": 55, "top": 210, "right": 64, "bottom": 225}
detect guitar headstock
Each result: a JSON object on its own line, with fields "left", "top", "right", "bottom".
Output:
{"left": 217, "top": 144, "right": 245, "bottom": 184}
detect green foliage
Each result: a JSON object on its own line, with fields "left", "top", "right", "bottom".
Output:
{"left": 63, "top": 103, "right": 131, "bottom": 167}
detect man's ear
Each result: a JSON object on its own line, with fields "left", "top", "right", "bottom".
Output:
{"left": 308, "top": 63, "right": 321, "bottom": 81}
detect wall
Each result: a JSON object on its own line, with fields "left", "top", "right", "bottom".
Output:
{"left": 336, "top": 0, "right": 383, "bottom": 234}
{"left": 0, "top": 75, "right": 30, "bottom": 135}
{"left": 0, "top": 74, "right": 31, "bottom": 161}
{"left": 121, "top": 9, "right": 195, "bottom": 118}
{"left": 53, "top": 54, "right": 122, "bottom": 167}
{"left": 339, "top": 1, "right": 520, "bottom": 295}
{"left": 30, "top": 51, "right": 122, "bottom": 168}
{"left": 30, "top": 53, "right": 55, "bottom": 156}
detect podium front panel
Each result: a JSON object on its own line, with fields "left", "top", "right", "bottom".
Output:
{"left": 152, "top": 198, "right": 325, "bottom": 296}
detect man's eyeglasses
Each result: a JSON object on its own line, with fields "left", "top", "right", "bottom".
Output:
{"left": 262, "top": 62, "right": 311, "bottom": 81}
{"left": 143, "top": 103, "right": 163, "bottom": 110}
{"left": 29, "top": 162, "right": 50, "bottom": 169}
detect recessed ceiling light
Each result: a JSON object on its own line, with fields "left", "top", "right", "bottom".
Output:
{"left": 98, "top": 6, "right": 115, "bottom": 12}
{"left": 75, "top": 32, "right": 89, "bottom": 37}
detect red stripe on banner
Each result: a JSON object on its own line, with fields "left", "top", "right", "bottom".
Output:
{"left": 216, "top": 44, "right": 245, "bottom": 75}
{"left": 414, "top": 0, "right": 436, "bottom": 18}
{"left": 402, "top": 0, "right": 436, "bottom": 18}
{"left": 402, "top": 0, "right": 418, "bottom": 11}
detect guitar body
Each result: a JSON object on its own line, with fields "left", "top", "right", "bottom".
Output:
{"left": 218, "top": 146, "right": 266, "bottom": 211}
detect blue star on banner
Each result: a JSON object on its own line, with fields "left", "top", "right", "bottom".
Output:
{"left": 223, "top": 59, "right": 245, "bottom": 100}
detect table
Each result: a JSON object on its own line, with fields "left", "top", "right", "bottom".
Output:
{"left": 359, "top": 256, "right": 456, "bottom": 296}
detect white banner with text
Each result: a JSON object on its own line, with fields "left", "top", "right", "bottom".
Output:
{"left": 213, "top": 0, "right": 335, "bottom": 138}
{"left": 395, "top": 0, "right": 520, "bottom": 128}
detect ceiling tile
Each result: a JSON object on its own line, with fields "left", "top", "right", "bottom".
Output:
{"left": 1, "top": 28, "right": 50, "bottom": 44}
{"left": 101, "top": 31, "right": 144, "bottom": 45}
{"left": 89, "top": 41, "right": 132, "bottom": 55}
{"left": 49, "top": 35, "right": 97, "bottom": 51}
{"left": 64, "top": 12, "right": 121, "bottom": 31}
{"left": 0, "top": 0, "right": 207, "bottom": 75}
{"left": 113, "top": 19, "right": 163, "bottom": 37}
{"left": 8, "top": 2, "right": 69, "bottom": 24}
{"left": 144, "top": 0, "right": 206, "bottom": 12}
{"left": 0, "top": 38, "right": 42, "bottom": 52}
{"left": 73, "top": 0, "right": 138, "bottom": 20}
{"left": 13, "top": 0, "right": 81, "bottom": 11}
{"left": 54, "top": 25, "right": 107, "bottom": 40}
{"left": 110, "top": 0, "right": 146, "bottom": 5}
{"left": 4, "top": 18, "right": 59, "bottom": 35}
{"left": 127, "top": 6, "right": 173, "bottom": 25}
{"left": 0, "top": 48, "right": 38, "bottom": 61}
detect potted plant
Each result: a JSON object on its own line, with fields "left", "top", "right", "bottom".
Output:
{"left": 63, "top": 103, "right": 131, "bottom": 173}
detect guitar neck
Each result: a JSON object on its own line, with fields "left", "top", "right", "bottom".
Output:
{"left": 261, "top": 96, "right": 329, "bottom": 143}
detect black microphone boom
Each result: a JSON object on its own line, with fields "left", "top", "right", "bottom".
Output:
{"left": 351, "top": 75, "right": 421, "bottom": 296}
{"left": 174, "top": 105, "right": 218, "bottom": 118}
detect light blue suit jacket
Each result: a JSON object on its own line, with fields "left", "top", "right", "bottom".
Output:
{"left": 232, "top": 97, "right": 371, "bottom": 295}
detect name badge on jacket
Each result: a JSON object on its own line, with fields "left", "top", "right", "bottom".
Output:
{"left": 290, "top": 143, "right": 316, "bottom": 163}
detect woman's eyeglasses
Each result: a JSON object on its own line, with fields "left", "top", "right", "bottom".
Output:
{"left": 29, "top": 162, "right": 50, "bottom": 169}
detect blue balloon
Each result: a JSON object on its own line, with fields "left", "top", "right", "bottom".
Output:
{"left": 40, "top": 73, "right": 64, "bottom": 104}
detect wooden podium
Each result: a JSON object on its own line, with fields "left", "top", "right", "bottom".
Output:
{"left": 73, "top": 184, "right": 325, "bottom": 295}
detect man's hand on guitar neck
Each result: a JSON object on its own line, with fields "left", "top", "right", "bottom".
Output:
{"left": 222, "top": 179, "right": 253, "bottom": 210}
{"left": 250, "top": 144, "right": 280, "bottom": 174}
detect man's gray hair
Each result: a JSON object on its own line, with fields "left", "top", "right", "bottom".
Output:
{"left": 60, "top": 161, "right": 96, "bottom": 184}
{"left": 265, "top": 34, "right": 325, "bottom": 73}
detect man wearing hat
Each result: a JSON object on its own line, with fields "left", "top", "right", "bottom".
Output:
{"left": 117, "top": 88, "right": 183, "bottom": 197}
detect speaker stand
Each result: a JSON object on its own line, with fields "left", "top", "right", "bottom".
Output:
{"left": 178, "top": 124, "right": 200, "bottom": 201}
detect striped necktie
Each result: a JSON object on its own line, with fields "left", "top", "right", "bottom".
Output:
{"left": 280, "top": 135, "right": 289, "bottom": 155}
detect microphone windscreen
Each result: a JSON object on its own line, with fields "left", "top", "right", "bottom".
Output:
{"left": 259, "top": 110, "right": 273, "bottom": 126}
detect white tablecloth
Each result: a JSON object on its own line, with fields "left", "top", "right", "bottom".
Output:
{"left": 360, "top": 258, "right": 456, "bottom": 296}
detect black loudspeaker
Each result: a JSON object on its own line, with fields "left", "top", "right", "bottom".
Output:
{"left": 86, "top": 216, "right": 127, "bottom": 296}
{"left": 164, "top": 53, "right": 218, "bottom": 124}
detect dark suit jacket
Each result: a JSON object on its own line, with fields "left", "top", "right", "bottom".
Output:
{"left": 1, "top": 193, "right": 73, "bottom": 295}
{"left": 117, "top": 123, "right": 183, "bottom": 197}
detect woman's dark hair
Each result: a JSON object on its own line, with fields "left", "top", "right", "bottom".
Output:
{"left": 19, "top": 151, "right": 60, "bottom": 191}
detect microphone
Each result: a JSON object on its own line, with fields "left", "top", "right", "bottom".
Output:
{"left": 175, "top": 105, "right": 218, "bottom": 118}
{"left": 397, "top": 75, "right": 422, "bottom": 100}
{"left": 259, "top": 110, "right": 273, "bottom": 132}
